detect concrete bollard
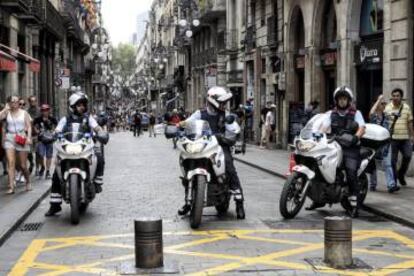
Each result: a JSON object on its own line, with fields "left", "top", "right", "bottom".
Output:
{"left": 134, "top": 218, "right": 163, "bottom": 269}
{"left": 324, "top": 216, "right": 353, "bottom": 268}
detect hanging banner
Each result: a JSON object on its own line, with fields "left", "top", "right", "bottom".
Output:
{"left": 0, "top": 51, "right": 16, "bottom": 72}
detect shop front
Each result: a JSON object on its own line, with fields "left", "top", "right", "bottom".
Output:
{"left": 354, "top": 39, "right": 383, "bottom": 117}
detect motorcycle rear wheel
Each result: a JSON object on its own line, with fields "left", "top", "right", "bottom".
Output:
{"left": 190, "top": 175, "right": 206, "bottom": 229}
{"left": 279, "top": 173, "right": 307, "bottom": 219}
{"left": 70, "top": 174, "right": 81, "bottom": 225}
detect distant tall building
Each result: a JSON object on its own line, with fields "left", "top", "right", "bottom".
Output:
{"left": 136, "top": 12, "right": 148, "bottom": 44}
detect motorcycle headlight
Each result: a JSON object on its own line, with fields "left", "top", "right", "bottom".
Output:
{"left": 185, "top": 142, "right": 206, "bottom": 154}
{"left": 296, "top": 140, "right": 316, "bottom": 152}
{"left": 65, "top": 144, "right": 83, "bottom": 155}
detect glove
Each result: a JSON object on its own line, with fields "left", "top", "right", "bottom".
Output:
{"left": 338, "top": 133, "right": 359, "bottom": 148}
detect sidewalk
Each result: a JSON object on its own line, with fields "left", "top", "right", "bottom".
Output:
{"left": 235, "top": 144, "right": 414, "bottom": 227}
{"left": 0, "top": 175, "right": 50, "bottom": 246}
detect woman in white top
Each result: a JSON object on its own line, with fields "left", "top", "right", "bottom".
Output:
{"left": 0, "top": 96, "right": 33, "bottom": 194}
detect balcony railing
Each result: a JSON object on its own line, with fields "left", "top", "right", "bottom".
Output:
{"left": 245, "top": 25, "right": 256, "bottom": 52}
{"left": 0, "top": 0, "right": 30, "bottom": 14}
{"left": 18, "top": 0, "right": 43, "bottom": 24}
{"left": 267, "top": 15, "right": 278, "bottom": 46}
{"left": 226, "top": 29, "right": 239, "bottom": 51}
{"left": 199, "top": 0, "right": 226, "bottom": 20}
{"left": 44, "top": 0, "right": 65, "bottom": 40}
{"left": 61, "top": 0, "right": 84, "bottom": 43}
{"left": 192, "top": 48, "right": 217, "bottom": 67}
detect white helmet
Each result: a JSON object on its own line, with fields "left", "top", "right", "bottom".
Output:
{"left": 68, "top": 92, "right": 89, "bottom": 113}
{"left": 207, "top": 86, "right": 233, "bottom": 111}
{"left": 333, "top": 86, "right": 354, "bottom": 102}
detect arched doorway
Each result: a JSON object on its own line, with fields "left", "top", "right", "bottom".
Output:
{"left": 316, "top": 0, "right": 337, "bottom": 110}
{"left": 290, "top": 6, "right": 305, "bottom": 103}
{"left": 355, "top": 0, "right": 384, "bottom": 117}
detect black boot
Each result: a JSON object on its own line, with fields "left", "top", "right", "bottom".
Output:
{"left": 306, "top": 202, "right": 326, "bottom": 211}
{"left": 346, "top": 195, "right": 359, "bottom": 218}
{"left": 45, "top": 204, "right": 62, "bottom": 217}
{"left": 236, "top": 201, "right": 245, "bottom": 219}
{"left": 178, "top": 204, "right": 191, "bottom": 216}
{"left": 95, "top": 183, "right": 103, "bottom": 193}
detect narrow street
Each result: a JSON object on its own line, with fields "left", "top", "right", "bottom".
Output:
{"left": 1, "top": 133, "right": 414, "bottom": 275}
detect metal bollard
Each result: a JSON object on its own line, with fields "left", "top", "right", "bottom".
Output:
{"left": 134, "top": 218, "right": 163, "bottom": 269}
{"left": 324, "top": 216, "right": 353, "bottom": 268}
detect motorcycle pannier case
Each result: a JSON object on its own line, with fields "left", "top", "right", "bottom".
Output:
{"left": 360, "top": 123, "right": 390, "bottom": 150}
{"left": 165, "top": 125, "right": 178, "bottom": 139}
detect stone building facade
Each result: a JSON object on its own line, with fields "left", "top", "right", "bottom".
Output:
{"left": 282, "top": 0, "right": 414, "bottom": 146}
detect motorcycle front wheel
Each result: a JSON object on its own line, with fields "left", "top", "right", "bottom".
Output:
{"left": 70, "top": 174, "right": 81, "bottom": 225}
{"left": 279, "top": 172, "right": 308, "bottom": 219}
{"left": 190, "top": 175, "right": 206, "bottom": 229}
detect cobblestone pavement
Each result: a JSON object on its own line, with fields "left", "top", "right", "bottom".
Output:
{"left": 2, "top": 132, "right": 414, "bottom": 275}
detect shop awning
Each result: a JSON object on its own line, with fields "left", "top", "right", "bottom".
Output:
{"left": 0, "top": 50, "right": 17, "bottom": 72}
{"left": 0, "top": 43, "right": 41, "bottom": 73}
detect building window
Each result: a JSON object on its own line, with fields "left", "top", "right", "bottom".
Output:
{"left": 261, "top": 58, "right": 266, "bottom": 73}
{"left": 360, "top": 0, "right": 384, "bottom": 36}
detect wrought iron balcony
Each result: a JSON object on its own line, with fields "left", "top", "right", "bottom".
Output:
{"left": 228, "top": 70, "right": 243, "bottom": 84}
{"left": 267, "top": 15, "right": 278, "bottom": 46}
{"left": 0, "top": 0, "right": 30, "bottom": 14}
{"left": 61, "top": 0, "right": 84, "bottom": 42}
{"left": 199, "top": 0, "right": 225, "bottom": 20}
{"left": 18, "top": 0, "right": 43, "bottom": 24}
{"left": 245, "top": 25, "right": 256, "bottom": 52}
{"left": 44, "top": 0, "right": 65, "bottom": 40}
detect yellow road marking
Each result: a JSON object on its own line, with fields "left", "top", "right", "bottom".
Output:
{"left": 9, "top": 229, "right": 414, "bottom": 276}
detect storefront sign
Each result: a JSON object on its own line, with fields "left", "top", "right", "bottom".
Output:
{"left": 354, "top": 40, "right": 383, "bottom": 66}
{"left": 29, "top": 60, "right": 40, "bottom": 73}
{"left": 321, "top": 52, "right": 337, "bottom": 66}
{"left": 295, "top": 55, "right": 305, "bottom": 69}
{"left": 0, "top": 51, "right": 16, "bottom": 72}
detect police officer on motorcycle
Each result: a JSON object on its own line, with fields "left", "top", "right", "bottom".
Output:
{"left": 45, "top": 92, "right": 109, "bottom": 216}
{"left": 316, "top": 86, "right": 366, "bottom": 218}
{"left": 178, "top": 87, "right": 246, "bottom": 219}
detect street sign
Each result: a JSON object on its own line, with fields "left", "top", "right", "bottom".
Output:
{"left": 61, "top": 77, "right": 70, "bottom": 89}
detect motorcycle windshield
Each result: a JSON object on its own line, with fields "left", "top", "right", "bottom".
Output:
{"left": 300, "top": 113, "right": 328, "bottom": 140}
{"left": 184, "top": 120, "right": 212, "bottom": 140}
{"left": 63, "top": 123, "right": 86, "bottom": 142}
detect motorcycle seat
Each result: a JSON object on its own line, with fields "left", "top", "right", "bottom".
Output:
{"left": 360, "top": 148, "right": 374, "bottom": 159}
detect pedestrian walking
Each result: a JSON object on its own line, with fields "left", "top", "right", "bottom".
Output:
{"left": 260, "top": 102, "right": 271, "bottom": 147}
{"left": 385, "top": 88, "right": 414, "bottom": 187}
{"left": 0, "top": 96, "right": 33, "bottom": 194}
{"left": 27, "top": 95, "right": 40, "bottom": 175}
{"left": 33, "top": 104, "right": 58, "bottom": 179}
{"left": 260, "top": 104, "right": 276, "bottom": 149}
{"left": 133, "top": 111, "right": 142, "bottom": 137}
{"left": 149, "top": 112, "right": 156, "bottom": 138}
{"left": 368, "top": 95, "right": 399, "bottom": 193}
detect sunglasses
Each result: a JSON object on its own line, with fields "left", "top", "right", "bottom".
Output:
{"left": 19, "top": 103, "right": 25, "bottom": 106}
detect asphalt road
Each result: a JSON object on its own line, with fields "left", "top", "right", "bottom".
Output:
{"left": 2, "top": 132, "right": 414, "bottom": 275}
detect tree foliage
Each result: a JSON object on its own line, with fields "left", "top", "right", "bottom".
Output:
{"left": 111, "top": 43, "right": 136, "bottom": 97}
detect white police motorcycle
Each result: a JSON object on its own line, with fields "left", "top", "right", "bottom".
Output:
{"left": 279, "top": 114, "right": 390, "bottom": 219}
{"left": 167, "top": 119, "right": 239, "bottom": 229}
{"left": 54, "top": 123, "right": 98, "bottom": 224}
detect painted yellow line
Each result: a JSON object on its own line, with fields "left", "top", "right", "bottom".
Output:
{"left": 236, "top": 234, "right": 313, "bottom": 246}
{"left": 9, "top": 240, "right": 46, "bottom": 276}
{"left": 354, "top": 248, "right": 414, "bottom": 260}
{"left": 166, "top": 234, "right": 229, "bottom": 251}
